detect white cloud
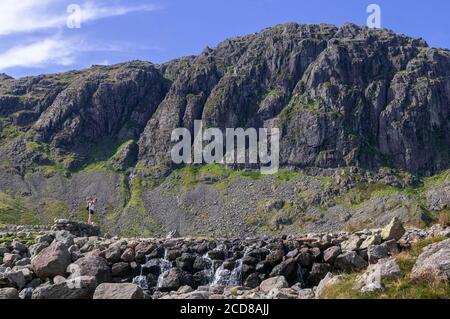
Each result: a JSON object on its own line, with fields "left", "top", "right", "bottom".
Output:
{"left": 0, "top": 0, "right": 160, "bottom": 36}
{"left": 80, "top": 1, "right": 160, "bottom": 23}
{"left": 0, "top": 0, "right": 62, "bottom": 36}
{"left": 0, "top": 37, "right": 78, "bottom": 70}
{"left": 0, "top": 1, "right": 160, "bottom": 71}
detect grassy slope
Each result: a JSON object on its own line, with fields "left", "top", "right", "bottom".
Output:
{"left": 1, "top": 164, "right": 449, "bottom": 235}
{"left": 320, "top": 236, "right": 450, "bottom": 299}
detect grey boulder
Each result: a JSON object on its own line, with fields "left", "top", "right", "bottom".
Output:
{"left": 93, "top": 283, "right": 144, "bottom": 299}
{"left": 411, "top": 239, "right": 450, "bottom": 281}
{"left": 334, "top": 251, "right": 368, "bottom": 272}
{"left": 0, "top": 288, "right": 19, "bottom": 299}
{"left": 31, "top": 242, "right": 71, "bottom": 279}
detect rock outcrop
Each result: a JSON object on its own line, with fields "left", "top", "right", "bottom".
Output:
{"left": 353, "top": 258, "right": 401, "bottom": 293}
{"left": 93, "top": 283, "right": 145, "bottom": 299}
{"left": 411, "top": 239, "right": 450, "bottom": 281}
{"left": 0, "top": 288, "right": 19, "bottom": 299}
{"left": 31, "top": 242, "right": 71, "bottom": 279}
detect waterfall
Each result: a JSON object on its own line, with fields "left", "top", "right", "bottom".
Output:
{"left": 156, "top": 249, "right": 173, "bottom": 288}
{"left": 132, "top": 274, "right": 149, "bottom": 290}
{"left": 201, "top": 254, "right": 216, "bottom": 285}
{"left": 211, "top": 263, "right": 231, "bottom": 286}
{"left": 132, "top": 255, "right": 149, "bottom": 290}
{"left": 228, "top": 259, "right": 243, "bottom": 286}
{"left": 132, "top": 248, "right": 174, "bottom": 290}
{"left": 209, "top": 245, "right": 253, "bottom": 287}
{"left": 132, "top": 244, "right": 263, "bottom": 290}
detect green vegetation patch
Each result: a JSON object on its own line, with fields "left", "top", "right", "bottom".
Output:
{"left": 0, "top": 124, "right": 26, "bottom": 146}
{"left": 106, "top": 176, "right": 159, "bottom": 237}
{"left": 0, "top": 193, "right": 72, "bottom": 226}
{"left": 0, "top": 192, "right": 37, "bottom": 225}
{"left": 0, "top": 237, "right": 36, "bottom": 246}
{"left": 275, "top": 169, "right": 303, "bottom": 183}
{"left": 171, "top": 164, "right": 263, "bottom": 191}
{"left": 423, "top": 169, "right": 450, "bottom": 189}
{"left": 321, "top": 237, "right": 450, "bottom": 299}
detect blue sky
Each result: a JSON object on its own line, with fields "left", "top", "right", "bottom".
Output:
{"left": 1, "top": 0, "right": 449, "bottom": 78}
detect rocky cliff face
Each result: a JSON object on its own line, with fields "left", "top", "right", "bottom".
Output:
{"left": 139, "top": 23, "right": 450, "bottom": 176}
{"left": 1, "top": 23, "right": 449, "bottom": 175}
{"left": 0, "top": 23, "right": 449, "bottom": 236}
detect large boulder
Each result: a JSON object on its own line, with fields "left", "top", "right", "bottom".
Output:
{"left": 341, "top": 235, "right": 363, "bottom": 251}
{"left": 368, "top": 245, "right": 388, "bottom": 264}
{"left": 134, "top": 242, "right": 157, "bottom": 263}
{"left": 323, "top": 246, "right": 341, "bottom": 264}
{"left": 52, "top": 220, "right": 100, "bottom": 237}
{"left": 105, "top": 241, "right": 126, "bottom": 263}
{"left": 360, "top": 234, "right": 382, "bottom": 250}
{"left": 54, "top": 230, "right": 75, "bottom": 247}
{"left": 411, "top": 239, "right": 450, "bottom": 281}
{"left": 307, "top": 263, "right": 332, "bottom": 286}
{"left": 334, "top": 251, "right": 368, "bottom": 272}
{"left": 111, "top": 262, "right": 132, "bottom": 277}
{"left": 207, "top": 249, "right": 226, "bottom": 261}
{"left": 295, "top": 249, "right": 314, "bottom": 267}
{"left": 265, "top": 249, "right": 285, "bottom": 266}
{"left": 269, "top": 258, "right": 299, "bottom": 284}
{"left": 158, "top": 268, "right": 194, "bottom": 292}
{"left": 243, "top": 273, "right": 261, "bottom": 288}
{"left": 0, "top": 246, "right": 9, "bottom": 257}
{"left": 0, "top": 270, "right": 26, "bottom": 290}
{"left": 11, "top": 241, "right": 28, "bottom": 253}
{"left": 193, "top": 257, "right": 212, "bottom": 272}
{"left": 175, "top": 253, "right": 197, "bottom": 272}
{"left": 0, "top": 288, "right": 19, "bottom": 299}
{"left": 93, "top": 283, "right": 144, "bottom": 299}
{"left": 381, "top": 217, "right": 405, "bottom": 241}
{"left": 297, "top": 288, "right": 315, "bottom": 299}
{"left": 35, "top": 234, "right": 54, "bottom": 245}
{"left": 354, "top": 258, "right": 401, "bottom": 293}
{"left": 315, "top": 273, "right": 344, "bottom": 298}
{"left": 120, "top": 247, "right": 135, "bottom": 262}
{"left": 267, "top": 288, "right": 298, "bottom": 299}
{"left": 68, "top": 256, "right": 112, "bottom": 284}
{"left": 31, "top": 242, "right": 71, "bottom": 279}
{"left": 381, "top": 239, "right": 399, "bottom": 255}
{"left": 259, "top": 276, "right": 288, "bottom": 294}
{"left": 29, "top": 242, "right": 49, "bottom": 258}
{"left": 32, "top": 276, "right": 97, "bottom": 299}
{"left": 2, "top": 253, "right": 19, "bottom": 268}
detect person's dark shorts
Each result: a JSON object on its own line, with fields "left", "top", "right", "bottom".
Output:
{"left": 89, "top": 209, "right": 95, "bottom": 215}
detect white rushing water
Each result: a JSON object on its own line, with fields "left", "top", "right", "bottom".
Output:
{"left": 132, "top": 255, "right": 149, "bottom": 289}
{"left": 132, "top": 245, "right": 259, "bottom": 290}
{"left": 156, "top": 258, "right": 172, "bottom": 288}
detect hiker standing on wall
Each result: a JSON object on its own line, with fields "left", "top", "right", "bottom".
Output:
{"left": 86, "top": 198, "right": 97, "bottom": 225}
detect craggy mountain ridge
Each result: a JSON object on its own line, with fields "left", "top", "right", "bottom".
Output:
{"left": 0, "top": 23, "right": 449, "bottom": 237}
